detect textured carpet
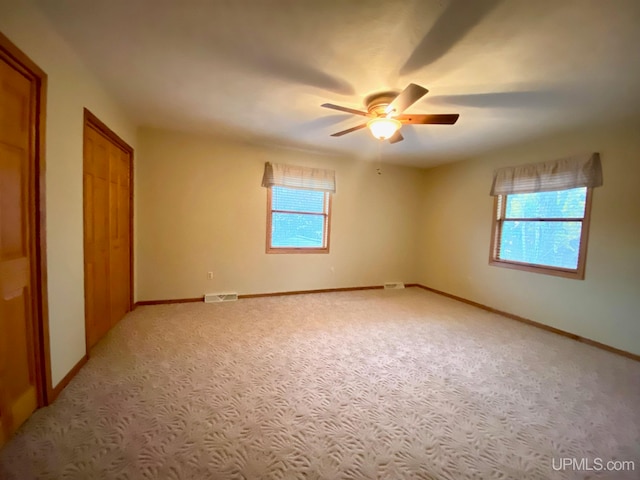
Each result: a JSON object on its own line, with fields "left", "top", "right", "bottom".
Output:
{"left": 1, "top": 288, "right": 638, "bottom": 479}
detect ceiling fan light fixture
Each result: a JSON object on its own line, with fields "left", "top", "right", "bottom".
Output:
{"left": 367, "top": 117, "right": 401, "bottom": 140}
{"left": 324, "top": 84, "right": 458, "bottom": 140}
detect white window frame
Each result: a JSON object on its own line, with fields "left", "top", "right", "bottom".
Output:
{"left": 266, "top": 186, "right": 332, "bottom": 254}
{"left": 489, "top": 188, "right": 593, "bottom": 279}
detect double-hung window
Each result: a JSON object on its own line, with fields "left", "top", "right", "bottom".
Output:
{"left": 261, "top": 162, "right": 335, "bottom": 254}
{"left": 489, "top": 153, "right": 603, "bottom": 279}
{"left": 267, "top": 186, "right": 331, "bottom": 253}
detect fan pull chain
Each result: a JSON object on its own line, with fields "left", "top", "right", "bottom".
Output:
{"left": 376, "top": 140, "right": 383, "bottom": 175}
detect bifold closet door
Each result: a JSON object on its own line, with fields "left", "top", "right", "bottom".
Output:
{"left": 83, "top": 121, "right": 131, "bottom": 350}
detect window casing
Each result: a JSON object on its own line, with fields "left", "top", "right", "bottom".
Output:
{"left": 490, "top": 187, "right": 593, "bottom": 279}
{"left": 266, "top": 186, "right": 331, "bottom": 254}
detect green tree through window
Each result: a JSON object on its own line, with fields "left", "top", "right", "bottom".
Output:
{"left": 490, "top": 187, "right": 592, "bottom": 279}
{"left": 267, "top": 186, "right": 331, "bottom": 253}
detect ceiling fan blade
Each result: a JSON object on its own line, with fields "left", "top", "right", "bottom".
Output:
{"left": 398, "top": 113, "right": 460, "bottom": 125}
{"left": 385, "top": 83, "right": 429, "bottom": 115}
{"left": 330, "top": 123, "right": 368, "bottom": 137}
{"left": 321, "top": 103, "right": 369, "bottom": 116}
{"left": 389, "top": 131, "right": 404, "bottom": 144}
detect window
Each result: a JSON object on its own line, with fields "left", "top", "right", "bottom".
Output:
{"left": 266, "top": 186, "right": 331, "bottom": 253}
{"left": 490, "top": 187, "right": 593, "bottom": 279}
{"left": 261, "top": 162, "right": 335, "bottom": 254}
{"left": 488, "top": 153, "right": 602, "bottom": 279}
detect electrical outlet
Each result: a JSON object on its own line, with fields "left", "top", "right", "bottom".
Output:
{"left": 207, "top": 272, "right": 214, "bottom": 280}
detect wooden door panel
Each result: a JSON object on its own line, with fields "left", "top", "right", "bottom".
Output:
{"left": 0, "top": 52, "right": 38, "bottom": 443}
{"left": 0, "top": 257, "right": 29, "bottom": 299}
{"left": 109, "top": 180, "right": 117, "bottom": 242}
{"left": 110, "top": 251, "right": 127, "bottom": 326}
{"left": 83, "top": 174, "right": 94, "bottom": 244}
{"left": 3, "top": 293, "right": 34, "bottom": 398}
{"left": 89, "top": 176, "right": 110, "bottom": 248}
{"left": 88, "top": 260, "right": 110, "bottom": 346}
{"left": 84, "top": 261, "right": 96, "bottom": 348}
{"left": 0, "top": 61, "right": 30, "bottom": 146}
{"left": 84, "top": 132, "right": 109, "bottom": 178}
{"left": 0, "top": 145, "right": 27, "bottom": 258}
{"left": 2, "top": 293, "right": 28, "bottom": 393}
{"left": 9, "top": 384, "right": 36, "bottom": 431}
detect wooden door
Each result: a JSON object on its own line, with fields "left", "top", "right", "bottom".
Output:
{"left": 83, "top": 113, "right": 132, "bottom": 350}
{"left": 0, "top": 45, "right": 39, "bottom": 446}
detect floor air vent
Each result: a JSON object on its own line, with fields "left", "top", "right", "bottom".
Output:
{"left": 384, "top": 282, "right": 405, "bottom": 290}
{"left": 204, "top": 293, "right": 238, "bottom": 303}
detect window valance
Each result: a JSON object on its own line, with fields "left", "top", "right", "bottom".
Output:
{"left": 490, "top": 152, "right": 603, "bottom": 196}
{"left": 261, "top": 162, "right": 336, "bottom": 193}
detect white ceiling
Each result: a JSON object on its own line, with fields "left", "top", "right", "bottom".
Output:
{"left": 35, "top": 0, "right": 640, "bottom": 166}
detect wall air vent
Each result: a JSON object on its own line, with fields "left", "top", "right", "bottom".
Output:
{"left": 204, "top": 293, "right": 238, "bottom": 303}
{"left": 384, "top": 282, "right": 405, "bottom": 290}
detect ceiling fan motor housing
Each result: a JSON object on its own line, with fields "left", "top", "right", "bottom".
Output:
{"left": 365, "top": 92, "right": 398, "bottom": 116}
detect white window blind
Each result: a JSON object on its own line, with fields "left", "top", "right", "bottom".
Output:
{"left": 490, "top": 153, "right": 602, "bottom": 196}
{"left": 261, "top": 162, "right": 336, "bottom": 193}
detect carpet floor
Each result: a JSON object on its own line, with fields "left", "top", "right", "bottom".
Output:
{"left": 0, "top": 288, "right": 638, "bottom": 479}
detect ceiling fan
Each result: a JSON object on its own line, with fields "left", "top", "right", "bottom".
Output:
{"left": 321, "top": 83, "right": 459, "bottom": 144}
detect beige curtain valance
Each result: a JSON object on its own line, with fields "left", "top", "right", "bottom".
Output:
{"left": 490, "top": 152, "right": 603, "bottom": 196}
{"left": 261, "top": 162, "right": 336, "bottom": 193}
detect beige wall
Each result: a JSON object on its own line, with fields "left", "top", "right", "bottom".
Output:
{"left": 136, "top": 128, "right": 422, "bottom": 300}
{"left": 417, "top": 120, "right": 640, "bottom": 355}
{"left": 0, "top": 0, "right": 137, "bottom": 385}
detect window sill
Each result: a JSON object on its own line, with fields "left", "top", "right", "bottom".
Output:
{"left": 267, "top": 247, "right": 330, "bottom": 254}
{"left": 489, "top": 258, "right": 585, "bottom": 280}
